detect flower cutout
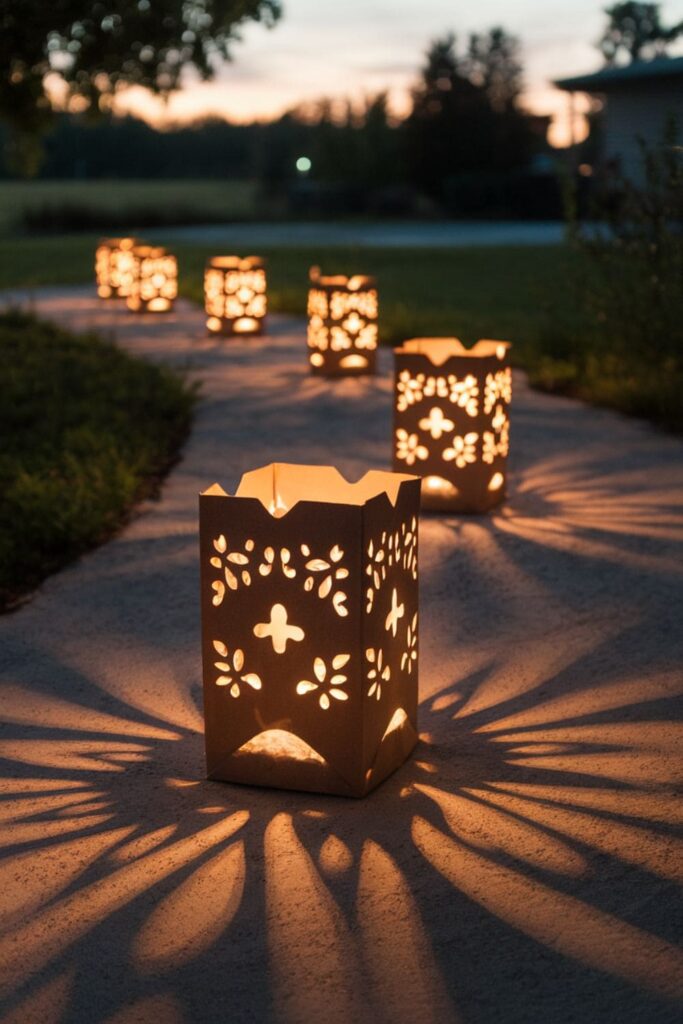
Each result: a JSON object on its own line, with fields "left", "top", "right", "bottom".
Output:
{"left": 483, "top": 407, "right": 509, "bottom": 464}
{"left": 491, "top": 404, "right": 507, "bottom": 434}
{"left": 442, "top": 432, "right": 478, "bottom": 468}
{"left": 423, "top": 375, "right": 449, "bottom": 399}
{"left": 366, "top": 538, "right": 388, "bottom": 591}
{"left": 212, "top": 640, "right": 262, "bottom": 699}
{"left": 447, "top": 374, "right": 479, "bottom": 416}
{"left": 366, "top": 648, "right": 391, "bottom": 700}
{"left": 258, "top": 546, "right": 296, "bottom": 579}
{"left": 296, "top": 655, "right": 350, "bottom": 710}
{"left": 396, "top": 370, "right": 425, "bottom": 411}
{"left": 330, "top": 326, "right": 352, "bottom": 351}
{"left": 301, "top": 543, "right": 349, "bottom": 617}
{"left": 209, "top": 535, "right": 254, "bottom": 603}
{"left": 419, "top": 406, "right": 455, "bottom": 440}
{"left": 401, "top": 612, "right": 418, "bottom": 674}
{"left": 356, "top": 324, "right": 378, "bottom": 350}
{"left": 482, "top": 432, "right": 497, "bottom": 464}
{"left": 484, "top": 368, "right": 512, "bottom": 413}
{"left": 342, "top": 312, "right": 363, "bottom": 336}
{"left": 396, "top": 429, "right": 429, "bottom": 466}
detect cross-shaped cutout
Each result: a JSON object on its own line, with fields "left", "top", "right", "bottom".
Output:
{"left": 254, "top": 603, "right": 305, "bottom": 654}
{"left": 385, "top": 587, "right": 405, "bottom": 637}
{"left": 419, "top": 406, "right": 455, "bottom": 440}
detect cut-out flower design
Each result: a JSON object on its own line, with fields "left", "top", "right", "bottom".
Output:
{"left": 442, "top": 432, "right": 478, "bottom": 468}
{"left": 296, "top": 655, "right": 350, "bottom": 710}
{"left": 396, "top": 370, "right": 426, "bottom": 411}
{"left": 396, "top": 429, "right": 428, "bottom": 466}
{"left": 301, "top": 543, "right": 349, "bottom": 617}
{"left": 366, "top": 537, "right": 387, "bottom": 592}
{"left": 448, "top": 374, "right": 479, "bottom": 417}
{"left": 401, "top": 517, "right": 418, "bottom": 580}
{"left": 484, "top": 368, "right": 512, "bottom": 414}
{"left": 482, "top": 432, "right": 497, "bottom": 464}
{"left": 258, "top": 546, "right": 296, "bottom": 579}
{"left": 419, "top": 407, "right": 455, "bottom": 440}
{"left": 212, "top": 640, "right": 262, "bottom": 699}
{"left": 355, "top": 323, "right": 378, "bottom": 350}
{"left": 491, "top": 404, "right": 507, "bottom": 434}
{"left": 330, "top": 326, "right": 352, "bottom": 351}
{"left": 210, "top": 535, "right": 255, "bottom": 605}
{"left": 342, "top": 312, "right": 363, "bottom": 336}
{"left": 482, "top": 406, "right": 509, "bottom": 464}
{"left": 308, "top": 317, "right": 329, "bottom": 353}
{"left": 401, "top": 613, "right": 418, "bottom": 674}
{"left": 364, "top": 518, "right": 417, "bottom": 612}
{"left": 366, "top": 648, "right": 391, "bottom": 700}
{"left": 422, "top": 375, "right": 449, "bottom": 400}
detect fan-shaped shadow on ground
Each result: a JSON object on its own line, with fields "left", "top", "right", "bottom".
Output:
{"left": 0, "top": 289, "right": 681, "bottom": 1024}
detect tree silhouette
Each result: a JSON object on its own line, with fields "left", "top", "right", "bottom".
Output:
{"left": 0, "top": 0, "right": 281, "bottom": 174}
{"left": 405, "top": 32, "right": 537, "bottom": 203}
{"left": 406, "top": 35, "right": 493, "bottom": 197}
{"left": 598, "top": 2, "right": 682, "bottom": 63}
{"left": 465, "top": 27, "right": 523, "bottom": 113}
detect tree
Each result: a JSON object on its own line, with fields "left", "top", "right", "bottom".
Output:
{"left": 464, "top": 27, "right": 523, "bottom": 113}
{"left": 405, "top": 34, "right": 493, "bottom": 196}
{"left": 598, "top": 2, "right": 682, "bottom": 63}
{"left": 0, "top": 0, "right": 281, "bottom": 173}
{"left": 405, "top": 32, "right": 537, "bottom": 202}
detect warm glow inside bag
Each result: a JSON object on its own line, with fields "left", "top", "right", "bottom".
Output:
{"left": 199, "top": 464, "right": 420, "bottom": 797}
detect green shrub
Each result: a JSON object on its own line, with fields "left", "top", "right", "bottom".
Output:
{"left": 546, "top": 124, "right": 683, "bottom": 431}
{"left": 0, "top": 310, "right": 196, "bottom": 609}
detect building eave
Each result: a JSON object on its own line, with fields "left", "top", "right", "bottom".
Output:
{"left": 554, "top": 55, "right": 683, "bottom": 92}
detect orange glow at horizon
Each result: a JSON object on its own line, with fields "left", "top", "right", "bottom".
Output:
{"left": 43, "top": 53, "right": 594, "bottom": 151}
{"left": 86, "top": 81, "right": 592, "bottom": 150}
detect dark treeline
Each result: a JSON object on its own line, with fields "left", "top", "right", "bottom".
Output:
{"left": 2, "top": 115, "right": 264, "bottom": 180}
{"left": 1, "top": 31, "right": 564, "bottom": 218}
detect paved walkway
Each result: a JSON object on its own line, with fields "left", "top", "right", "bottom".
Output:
{"left": 0, "top": 289, "right": 682, "bottom": 1024}
{"left": 154, "top": 219, "right": 566, "bottom": 248}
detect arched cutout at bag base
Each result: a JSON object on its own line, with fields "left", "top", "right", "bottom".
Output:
{"left": 209, "top": 716, "right": 419, "bottom": 798}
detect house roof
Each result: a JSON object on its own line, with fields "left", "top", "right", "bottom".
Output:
{"left": 554, "top": 55, "right": 683, "bottom": 92}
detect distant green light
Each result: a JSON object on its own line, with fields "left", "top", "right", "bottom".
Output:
{"left": 296, "top": 156, "right": 312, "bottom": 173}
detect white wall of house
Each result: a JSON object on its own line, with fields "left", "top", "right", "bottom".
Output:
{"left": 599, "top": 83, "right": 683, "bottom": 182}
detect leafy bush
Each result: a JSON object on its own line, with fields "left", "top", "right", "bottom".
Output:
{"left": 0, "top": 310, "right": 196, "bottom": 609}
{"left": 531, "top": 126, "right": 683, "bottom": 431}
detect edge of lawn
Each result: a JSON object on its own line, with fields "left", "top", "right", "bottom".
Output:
{"left": 1, "top": 308, "right": 197, "bottom": 612}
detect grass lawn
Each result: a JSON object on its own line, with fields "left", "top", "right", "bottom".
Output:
{"left": 0, "top": 309, "right": 196, "bottom": 610}
{"left": 0, "top": 232, "right": 578, "bottom": 353}
{"left": 0, "top": 180, "right": 257, "bottom": 236}
{"left": 0, "top": 231, "right": 679, "bottom": 432}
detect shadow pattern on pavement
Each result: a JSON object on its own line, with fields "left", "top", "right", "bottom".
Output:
{"left": 0, "top": 289, "right": 681, "bottom": 1024}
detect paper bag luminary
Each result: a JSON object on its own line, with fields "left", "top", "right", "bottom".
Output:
{"left": 95, "top": 237, "right": 139, "bottom": 299}
{"left": 199, "top": 464, "right": 420, "bottom": 797}
{"left": 307, "top": 267, "right": 378, "bottom": 376}
{"left": 204, "top": 256, "right": 267, "bottom": 336}
{"left": 125, "top": 245, "right": 178, "bottom": 313}
{"left": 393, "top": 338, "right": 512, "bottom": 513}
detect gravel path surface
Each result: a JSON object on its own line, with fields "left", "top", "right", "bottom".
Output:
{"left": 1, "top": 288, "right": 681, "bottom": 1024}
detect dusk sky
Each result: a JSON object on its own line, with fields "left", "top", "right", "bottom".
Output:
{"left": 114, "top": 0, "right": 683, "bottom": 146}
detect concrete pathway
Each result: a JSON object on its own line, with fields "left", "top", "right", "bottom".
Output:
{"left": 0, "top": 288, "right": 682, "bottom": 1024}
{"left": 154, "top": 219, "right": 566, "bottom": 249}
